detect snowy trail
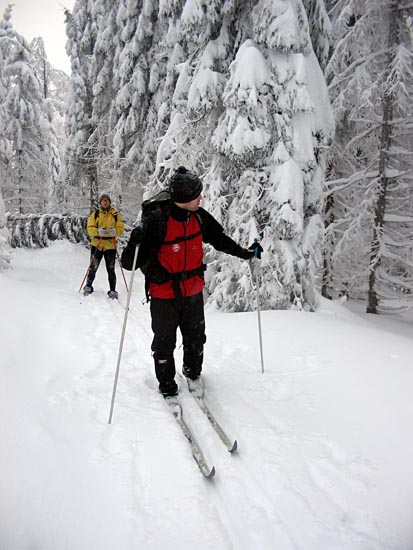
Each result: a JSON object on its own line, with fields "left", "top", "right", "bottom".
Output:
{"left": 1, "top": 241, "right": 413, "bottom": 550}
{"left": 188, "top": 351, "right": 386, "bottom": 550}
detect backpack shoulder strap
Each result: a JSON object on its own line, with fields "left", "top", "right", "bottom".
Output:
{"left": 143, "top": 200, "right": 171, "bottom": 247}
{"left": 94, "top": 208, "right": 118, "bottom": 223}
{"left": 194, "top": 211, "right": 203, "bottom": 234}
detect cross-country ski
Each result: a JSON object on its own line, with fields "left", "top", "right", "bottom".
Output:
{"left": 164, "top": 396, "right": 215, "bottom": 478}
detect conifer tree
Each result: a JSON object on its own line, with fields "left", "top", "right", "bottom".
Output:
{"left": 151, "top": 0, "right": 334, "bottom": 311}
{"left": 63, "top": 0, "right": 334, "bottom": 311}
{"left": 112, "top": 0, "right": 165, "bottom": 198}
{"left": 0, "top": 5, "right": 13, "bottom": 196}
{"left": 90, "top": 0, "right": 119, "bottom": 199}
{"left": 64, "top": 0, "right": 99, "bottom": 213}
{"left": 326, "top": 0, "right": 413, "bottom": 313}
{"left": 302, "top": 0, "right": 331, "bottom": 70}
{"left": 1, "top": 7, "right": 49, "bottom": 214}
{"left": 0, "top": 187, "right": 10, "bottom": 269}
{"left": 0, "top": 9, "right": 11, "bottom": 268}
{"left": 29, "top": 37, "right": 62, "bottom": 212}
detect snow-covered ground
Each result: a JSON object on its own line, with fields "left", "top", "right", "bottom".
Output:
{"left": 1, "top": 241, "right": 413, "bottom": 550}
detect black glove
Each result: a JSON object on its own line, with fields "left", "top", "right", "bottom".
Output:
{"left": 248, "top": 240, "right": 263, "bottom": 259}
{"left": 121, "top": 221, "right": 144, "bottom": 270}
{"left": 130, "top": 221, "right": 144, "bottom": 247}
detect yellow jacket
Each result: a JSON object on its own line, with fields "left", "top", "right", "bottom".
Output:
{"left": 87, "top": 207, "right": 125, "bottom": 250}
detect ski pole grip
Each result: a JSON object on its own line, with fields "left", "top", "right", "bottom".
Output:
{"left": 134, "top": 220, "right": 144, "bottom": 249}
{"left": 253, "top": 237, "right": 262, "bottom": 259}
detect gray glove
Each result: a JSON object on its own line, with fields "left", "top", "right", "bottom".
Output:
{"left": 98, "top": 227, "right": 116, "bottom": 237}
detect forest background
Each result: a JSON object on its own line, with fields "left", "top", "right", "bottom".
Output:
{"left": 0, "top": 0, "right": 412, "bottom": 316}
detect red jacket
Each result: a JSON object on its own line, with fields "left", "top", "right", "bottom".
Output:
{"left": 150, "top": 213, "right": 204, "bottom": 299}
{"left": 121, "top": 203, "right": 252, "bottom": 298}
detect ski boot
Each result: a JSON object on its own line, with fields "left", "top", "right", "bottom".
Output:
{"left": 186, "top": 376, "right": 204, "bottom": 399}
{"left": 160, "top": 380, "right": 179, "bottom": 398}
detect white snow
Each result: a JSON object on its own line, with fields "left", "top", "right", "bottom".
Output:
{"left": 229, "top": 39, "right": 274, "bottom": 93}
{"left": 1, "top": 241, "right": 413, "bottom": 550}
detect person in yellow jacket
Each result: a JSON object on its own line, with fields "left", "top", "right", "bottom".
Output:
{"left": 83, "top": 193, "right": 125, "bottom": 299}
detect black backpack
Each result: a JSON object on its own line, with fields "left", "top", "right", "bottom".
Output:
{"left": 139, "top": 189, "right": 172, "bottom": 245}
{"left": 140, "top": 188, "right": 202, "bottom": 234}
{"left": 141, "top": 189, "right": 171, "bottom": 218}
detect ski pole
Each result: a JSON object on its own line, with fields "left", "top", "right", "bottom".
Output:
{"left": 253, "top": 238, "right": 265, "bottom": 374}
{"left": 108, "top": 243, "right": 140, "bottom": 424}
{"left": 113, "top": 239, "right": 129, "bottom": 293}
{"left": 78, "top": 238, "right": 102, "bottom": 292}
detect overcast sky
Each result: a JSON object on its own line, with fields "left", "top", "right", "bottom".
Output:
{"left": 0, "top": 0, "right": 75, "bottom": 74}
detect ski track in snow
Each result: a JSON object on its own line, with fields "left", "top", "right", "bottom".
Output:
{"left": 1, "top": 241, "right": 411, "bottom": 550}
{"left": 200, "top": 344, "right": 386, "bottom": 550}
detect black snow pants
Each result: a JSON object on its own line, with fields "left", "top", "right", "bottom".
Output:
{"left": 87, "top": 246, "right": 117, "bottom": 291}
{"left": 150, "top": 292, "right": 206, "bottom": 392}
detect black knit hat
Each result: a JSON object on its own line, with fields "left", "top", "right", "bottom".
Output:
{"left": 169, "top": 166, "right": 203, "bottom": 203}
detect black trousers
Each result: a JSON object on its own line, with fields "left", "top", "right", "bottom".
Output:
{"left": 87, "top": 246, "right": 117, "bottom": 291}
{"left": 150, "top": 292, "right": 206, "bottom": 387}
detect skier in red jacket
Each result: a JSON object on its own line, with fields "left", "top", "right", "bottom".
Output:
{"left": 122, "top": 167, "right": 261, "bottom": 397}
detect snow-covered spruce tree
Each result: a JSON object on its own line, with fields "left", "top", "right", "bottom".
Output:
{"left": 29, "top": 38, "right": 62, "bottom": 213}
{"left": 150, "top": 0, "right": 334, "bottom": 311}
{"left": 44, "top": 118, "right": 62, "bottom": 213}
{"left": 111, "top": 0, "right": 158, "bottom": 210}
{"left": 151, "top": 3, "right": 233, "bottom": 191}
{"left": 302, "top": 0, "right": 331, "bottom": 70}
{"left": 111, "top": 0, "right": 186, "bottom": 209}
{"left": 0, "top": 188, "right": 10, "bottom": 269}
{"left": 1, "top": 12, "right": 66, "bottom": 218}
{"left": 0, "top": 5, "right": 13, "bottom": 204}
{"left": 89, "top": 1, "right": 120, "bottom": 200}
{"left": 29, "top": 36, "right": 70, "bottom": 173}
{"left": 322, "top": 3, "right": 376, "bottom": 301}
{"left": 64, "top": 0, "right": 99, "bottom": 214}
{"left": 1, "top": 8, "right": 50, "bottom": 214}
{"left": 326, "top": 0, "right": 413, "bottom": 313}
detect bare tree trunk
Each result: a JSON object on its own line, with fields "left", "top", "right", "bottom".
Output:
{"left": 322, "top": 190, "right": 335, "bottom": 298}
{"left": 366, "top": 7, "right": 397, "bottom": 314}
{"left": 89, "top": 162, "right": 98, "bottom": 211}
{"left": 43, "top": 58, "right": 48, "bottom": 99}
{"left": 18, "top": 149, "right": 23, "bottom": 214}
{"left": 366, "top": 97, "right": 393, "bottom": 313}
